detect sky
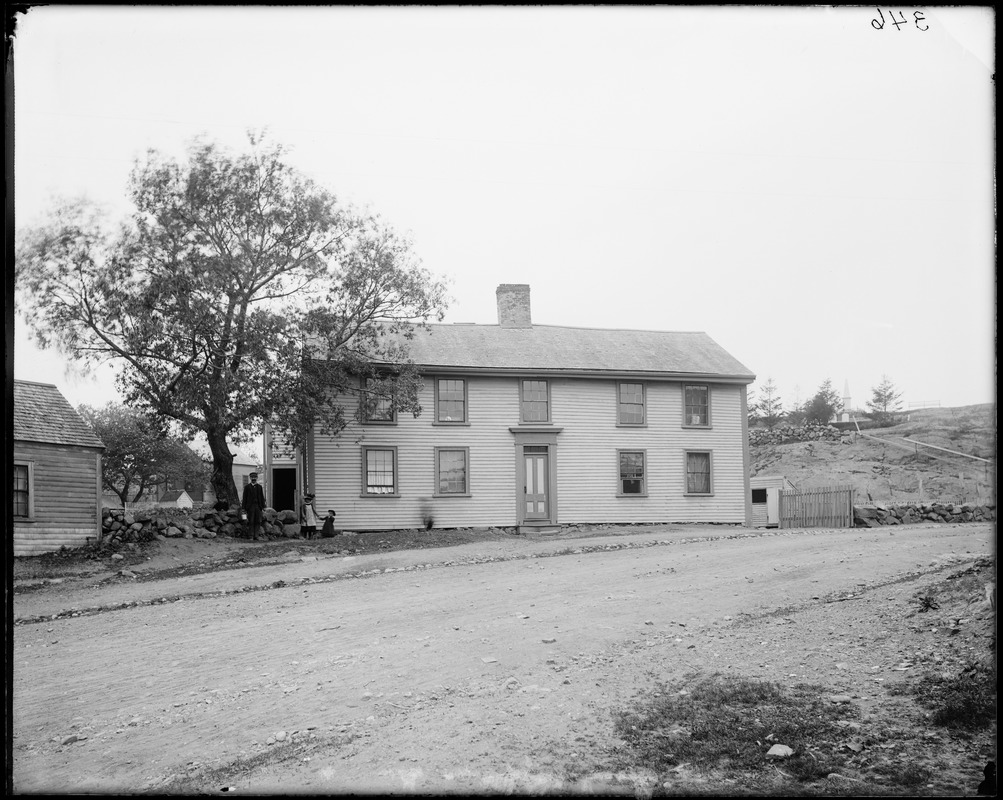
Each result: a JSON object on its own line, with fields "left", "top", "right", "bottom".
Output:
{"left": 10, "top": 5, "right": 996, "bottom": 417}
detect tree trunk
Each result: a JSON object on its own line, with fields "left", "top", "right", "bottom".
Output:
{"left": 206, "top": 428, "right": 239, "bottom": 507}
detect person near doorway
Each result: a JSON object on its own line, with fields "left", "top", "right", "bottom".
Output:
{"left": 300, "top": 493, "right": 319, "bottom": 539}
{"left": 321, "top": 509, "right": 338, "bottom": 538}
{"left": 241, "top": 472, "right": 266, "bottom": 541}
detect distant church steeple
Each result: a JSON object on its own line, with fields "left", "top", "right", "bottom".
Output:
{"left": 840, "top": 380, "right": 852, "bottom": 423}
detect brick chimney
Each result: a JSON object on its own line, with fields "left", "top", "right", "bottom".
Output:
{"left": 496, "top": 284, "right": 532, "bottom": 328}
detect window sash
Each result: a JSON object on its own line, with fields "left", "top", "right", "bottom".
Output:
{"left": 437, "top": 449, "right": 467, "bottom": 494}
{"left": 364, "top": 378, "right": 394, "bottom": 422}
{"left": 618, "top": 383, "right": 645, "bottom": 424}
{"left": 619, "top": 450, "right": 645, "bottom": 494}
{"left": 365, "top": 449, "right": 396, "bottom": 494}
{"left": 436, "top": 379, "right": 466, "bottom": 422}
{"left": 13, "top": 463, "right": 29, "bottom": 517}
{"left": 684, "top": 385, "right": 709, "bottom": 426}
{"left": 686, "top": 452, "right": 712, "bottom": 494}
{"left": 521, "top": 380, "right": 549, "bottom": 422}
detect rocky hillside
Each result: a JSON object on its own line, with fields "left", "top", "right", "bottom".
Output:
{"left": 750, "top": 403, "right": 996, "bottom": 506}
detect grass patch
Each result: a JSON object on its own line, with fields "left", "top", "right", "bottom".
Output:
{"left": 613, "top": 673, "right": 856, "bottom": 782}
{"left": 905, "top": 661, "right": 997, "bottom": 730}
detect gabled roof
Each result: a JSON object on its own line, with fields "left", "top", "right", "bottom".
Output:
{"left": 13, "top": 380, "right": 105, "bottom": 449}
{"left": 399, "top": 324, "right": 755, "bottom": 381}
{"left": 159, "top": 490, "right": 191, "bottom": 502}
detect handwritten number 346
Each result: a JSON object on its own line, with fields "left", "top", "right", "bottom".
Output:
{"left": 872, "top": 8, "right": 929, "bottom": 31}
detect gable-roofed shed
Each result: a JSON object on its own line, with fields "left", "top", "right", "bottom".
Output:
{"left": 13, "top": 380, "right": 105, "bottom": 556}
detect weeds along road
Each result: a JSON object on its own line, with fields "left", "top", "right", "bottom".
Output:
{"left": 12, "top": 523, "right": 993, "bottom": 794}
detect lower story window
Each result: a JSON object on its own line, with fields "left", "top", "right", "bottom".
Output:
{"left": 685, "top": 451, "right": 713, "bottom": 494}
{"left": 618, "top": 450, "right": 645, "bottom": 495}
{"left": 363, "top": 447, "right": 398, "bottom": 495}
{"left": 436, "top": 448, "right": 468, "bottom": 495}
{"left": 13, "top": 462, "right": 31, "bottom": 517}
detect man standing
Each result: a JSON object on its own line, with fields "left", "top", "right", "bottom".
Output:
{"left": 241, "top": 472, "right": 266, "bottom": 541}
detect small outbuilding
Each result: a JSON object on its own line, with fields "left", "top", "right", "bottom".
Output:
{"left": 750, "top": 474, "right": 797, "bottom": 528}
{"left": 158, "top": 489, "right": 194, "bottom": 509}
{"left": 13, "top": 380, "right": 106, "bottom": 556}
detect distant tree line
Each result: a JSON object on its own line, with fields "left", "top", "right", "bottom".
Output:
{"left": 748, "top": 375, "right": 903, "bottom": 429}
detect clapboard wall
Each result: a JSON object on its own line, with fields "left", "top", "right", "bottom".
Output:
{"left": 13, "top": 440, "right": 103, "bottom": 556}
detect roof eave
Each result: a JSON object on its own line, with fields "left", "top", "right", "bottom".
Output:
{"left": 13, "top": 435, "right": 106, "bottom": 450}
{"left": 407, "top": 364, "right": 756, "bottom": 384}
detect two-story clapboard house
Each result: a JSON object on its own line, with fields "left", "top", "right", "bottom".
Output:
{"left": 264, "top": 284, "right": 755, "bottom": 532}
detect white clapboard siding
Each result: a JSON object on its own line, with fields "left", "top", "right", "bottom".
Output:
{"left": 311, "top": 377, "right": 519, "bottom": 530}
{"left": 266, "top": 426, "right": 298, "bottom": 465}
{"left": 14, "top": 441, "right": 102, "bottom": 556}
{"left": 309, "top": 375, "right": 748, "bottom": 529}
{"left": 553, "top": 379, "right": 746, "bottom": 524}
{"left": 14, "top": 528, "right": 101, "bottom": 557}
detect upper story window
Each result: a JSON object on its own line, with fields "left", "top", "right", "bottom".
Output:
{"left": 618, "top": 383, "right": 645, "bottom": 425}
{"left": 683, "top": 384, "right": 711, "bottom": 427}
{"left": 618, "top": 450, "right": 646, "bottom": 496}
{"left": 362, "top": 377, "right": 395, "bottom": 423}
{"left": 520, "top": 379, "right": 550, "bottom": 423}
{"left": 685, "top": 450, "right": 713, "bottom": 495}
{"left": 13, "top": 462, "right": 32, "bottom": 518}
{"left": 435, "top": 378, "right": 467, "bottom": 423}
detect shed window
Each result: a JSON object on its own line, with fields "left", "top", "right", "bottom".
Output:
{"left": 751, "top": 488, "right": 767, "bottom": 503}
{"left": 618, "top": 383, "right": 645, "bottom": 425}
{"left": 13, "top": 463, "right": 31, "bottom": 518}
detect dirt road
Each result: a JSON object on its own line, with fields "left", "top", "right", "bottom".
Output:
{"left": 11, "top": 523, "right": 994, "bottom": 794}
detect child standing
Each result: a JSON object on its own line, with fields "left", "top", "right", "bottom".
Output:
{"left": 299, "top": 493, "right": 319, "bottom": 539}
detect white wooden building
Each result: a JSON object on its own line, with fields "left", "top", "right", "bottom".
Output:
{"left": 749, "top": 474, "right": 797, "bottom": 528}
{"left": 266, "top": 284, "right": 756, "bottom": 532}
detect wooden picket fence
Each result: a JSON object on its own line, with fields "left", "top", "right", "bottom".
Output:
{"left": 779, "top": 485, "right": 855, "bottom": 529}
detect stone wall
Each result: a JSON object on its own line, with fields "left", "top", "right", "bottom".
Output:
{"left": 749, "top": 421, "right": 850, "bottom": 446}
{"left": 853, "top": 502, "right": 996, "bottom": 527}
{"left": 101, "top": 505, "right": 304, "bottom": 544}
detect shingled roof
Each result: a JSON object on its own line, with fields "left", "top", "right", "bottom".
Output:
{"left": 399, "top": 323, "right": 755, "bottom": 381}
{"left": 13, "top": 380, "right": 106, "bottom": 449}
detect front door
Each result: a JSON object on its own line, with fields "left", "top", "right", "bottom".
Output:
{"left": 524, "top": 447, "right": 549, "bottom": 521}
{"left": 271, "top": 467, "right": 297, "bottom": 513}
